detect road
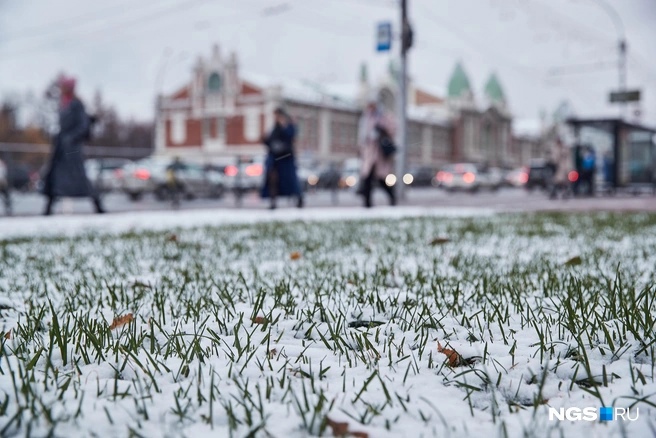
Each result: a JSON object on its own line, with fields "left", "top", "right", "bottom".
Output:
{"left": 2, "top": 186, "right": 656, "bottom": 218}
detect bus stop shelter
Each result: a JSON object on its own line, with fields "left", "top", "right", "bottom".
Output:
{"left": 566, "top": 117, "right": 656, "bottom": 192}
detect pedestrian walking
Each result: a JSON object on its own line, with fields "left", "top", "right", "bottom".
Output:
{"left": 549, "top": 138, "right": 570, "bottom": 200}
{"left": 166, "top": 156, "right": 186, "bottom": 208}
{"left": 581, "top": 146, "right": 596, "bottom": 196}
{"left": 261, "top": 107, "right": 303, "bottom": 209}
{"left": 42, "top": 75, "right": 104, "bottom": 215}
{"left": 0, "top": 158, "right": 11, "bottom": 216}
{"left": 357, "top": 98, "right": 396, "bottom": 208}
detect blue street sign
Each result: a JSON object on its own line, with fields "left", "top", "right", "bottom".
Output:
{"left": 377, "top": 22, "right": 392, "bottom": 52}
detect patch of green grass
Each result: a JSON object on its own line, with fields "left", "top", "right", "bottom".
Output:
{"left": 0, "top": 213, "right": 655, "bottom": 436}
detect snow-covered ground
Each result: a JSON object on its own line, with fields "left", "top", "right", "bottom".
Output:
{"left": 0, "top": 206, "right": 495, "bottom": 239}
{"left": 0, "top": 209, "right": 655, "bottom": 437}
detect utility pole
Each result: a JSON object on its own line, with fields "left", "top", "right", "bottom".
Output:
{"left": 596, "top": 0, "right": 627, "bottom": 119}
{"left": 396, "top": 0, "right": 412, "bottom": 200}
{"left": 618, "top": 38, "right": 627, "bottom": 119}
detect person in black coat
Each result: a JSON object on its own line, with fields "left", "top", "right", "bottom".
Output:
{"left": 42, "top": 76, "right": 104, "bottom": 215}
{"left": 261, "top": 108, "right": 303, "bottom": 209}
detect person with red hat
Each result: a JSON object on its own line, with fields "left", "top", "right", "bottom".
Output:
{"left": 42, "top": 75, "right": 105, "bottom": 215}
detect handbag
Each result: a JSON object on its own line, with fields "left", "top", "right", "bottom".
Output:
{"left": 378, "top": 131, "right": 397, "bottom": 158}
{"left": 270, "top": 139, "right": 292, "bottom": 157}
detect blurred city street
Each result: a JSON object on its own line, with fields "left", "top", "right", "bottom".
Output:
{"left": 5, "top": 187, "right": 656, "bottom": 217}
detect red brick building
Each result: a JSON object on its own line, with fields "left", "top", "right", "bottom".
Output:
{"left": 155, "top": 45, "right": 524, "bottom": 168}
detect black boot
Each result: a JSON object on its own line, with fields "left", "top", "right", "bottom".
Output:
{"left": 297, "top": 195, "right": 304, "bottom": 209}
{"left": 43, "top": 196, "right": 55, "bottom": 216}
{"left": 93, "top": 196, "right": 106, "bottom": 214}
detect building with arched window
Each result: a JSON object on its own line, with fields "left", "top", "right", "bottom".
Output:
{"left": 155, "top": 44, "right": 534, "bottom": 168}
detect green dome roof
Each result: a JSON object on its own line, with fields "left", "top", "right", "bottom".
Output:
{"left": 447, "top": 62, "right": 472, "bottom": 98}
{"left": 484, "top": 73, "right": 505, "bottom": 104}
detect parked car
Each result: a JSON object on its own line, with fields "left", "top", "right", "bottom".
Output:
{"left": 316, "top": 162, "right": 341, "bottom": 190}
{"left": 505, "top": 167, "right": 529, "bottom": 187}
{"left": 7, "top": 163, "right": 31, "bottom": 191}
{"left": 297, "top": 165, "right": 318, "bottom": 192}
{"left": 434, "top": 163, "right": 501, "bottom": 192}
{"left": 526, "top": 159, "right": 553, "bottom": 191}
{"left": 153, "top": 163, "right": 225, "bottom": 201}
{"left": 122, "top": 158, "right": 170, "bottom": 201}
{"left": 123, "top": 158, "right": 225, "bottom": 201}
{"left": 339, "top": 158, "right": 361, "bottom": 190}
{"left": 222, "top": 156, "right": 265, "bottom": 193}
{"left": 478, "top": 166, "right": 504, "bottom": 190}
{"left": 404, "top": 166, "right": 437, "bottom": 187}
{"left": 85, "top": 158, "right": 131, "bottom": 193}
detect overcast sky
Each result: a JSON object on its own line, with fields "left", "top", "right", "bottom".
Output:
{"left": 1, "top": 0, "right": 654, "bottom": 125}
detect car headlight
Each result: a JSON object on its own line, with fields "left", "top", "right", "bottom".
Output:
{"left": 403, "top": 173, "right": 413, "bottom": 185}
{"left": 385, "top": 174, "right": 397, "bottom": 187}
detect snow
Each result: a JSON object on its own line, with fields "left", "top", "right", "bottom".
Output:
{"left": 0, "top": 210, "right": 655, "bottom": 437}
{"left": 0, "top": 206, "right": 495, "bottom": 239}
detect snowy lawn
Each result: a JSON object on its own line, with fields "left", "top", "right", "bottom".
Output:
{"left": 0, "top": 211, "right": 655, "bottom": 437}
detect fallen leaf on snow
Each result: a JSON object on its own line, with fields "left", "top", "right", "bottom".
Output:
{"left": 430, "top": 237, "right": 450, "bottom": 246}
{"left": 437, "top": 341, "right": 465, "bottom": 367}
{"left": 290, "top": 251, "right": 302, "bottom": 260}
{"left": 325, "top": 417, "right": 349, "bottom": 436}
{"left": 252, "top": 316, "right": 268, "bottom": 324}
{"left": 110, "top": 313, "right": 134, "bottom": 330}
{"left": 4, "top": 330, "right": 11, "bottom": 340}
{"left": 167, "top": 234, "right": 178, "bottom": 243}
{"left": 268, "top": 348, "right": 277, "bottom": 359}
{"left": 325, "top": 417, "right": 368, "bottom": 438}
{"left": 564, "top": 255, "right": 582, "bottom": 266}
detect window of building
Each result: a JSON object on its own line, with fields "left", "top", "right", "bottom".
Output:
{"left": 244, "top": 109, "right": 260, "bottom": 142}
{"left": 171, "top": 113, "right": 186, "bottom": 144}
{"left": 208, "top": 73, "right": 221, "bottom": 93}
{"left": 217, "top": 117, "right": 225, "bottom": 140}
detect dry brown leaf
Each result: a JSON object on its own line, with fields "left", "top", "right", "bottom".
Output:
{"left": 290, "top": 251, "right": 302, "bottom": 260}
{"left": 252, "top": 316, "right": 268, "bottom": 325}
{"left": 437, "top": 341, "right": 464, "bottom": 367}
{"left": 110, "top": 313, "right": 134, "bottom": 330}
{"left": 167, "top": 234, "right": 178, "bottom": 243}
{"left": 430, "top": 237, "right": 450, "bottom": 246}
{"left": 351, "top": 432, "right": 369, "bottom": 438}
{"left": 4, "top": 330, "right": 11, "bottom": 340}
{"left": 268, "top": 348, "right": 277, "bottom": 359}
{"left": 325, "top": 417, "right": 349, "bottom": 436}
{"left": 564, "top": 255, "right": 582, "bottom": 266}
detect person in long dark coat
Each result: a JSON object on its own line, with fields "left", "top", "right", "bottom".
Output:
{"left": 260, "top": 108, "right": 303, "bottom": 209}
{"left": 42, "top": 76, "right": 104, "bottom": 215}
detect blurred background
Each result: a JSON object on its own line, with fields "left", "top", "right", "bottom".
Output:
{"left": 0, "top": 0, "right": 655, "bottom": 214}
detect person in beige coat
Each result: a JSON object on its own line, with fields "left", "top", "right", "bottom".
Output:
{"left": 549, "top": 138, "right": 572, "bottom": 199}
{"left": 357, "top": 100, "right": 396, "bottom": 207}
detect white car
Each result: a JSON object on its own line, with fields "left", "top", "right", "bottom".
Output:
{"left": 222, "top": 156, "right": 265, "bottom": 193}
{"left": 339, "top": 158, "right": 361, "bottom": 189}
{"left": 85, "top": 158, "right": 131, "bottom": 193}
{"left": 435, "top": 163, "right": 501, "bottom": 192}
{"left": 122, "top": 158, "right": 170, "bottom": 201}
